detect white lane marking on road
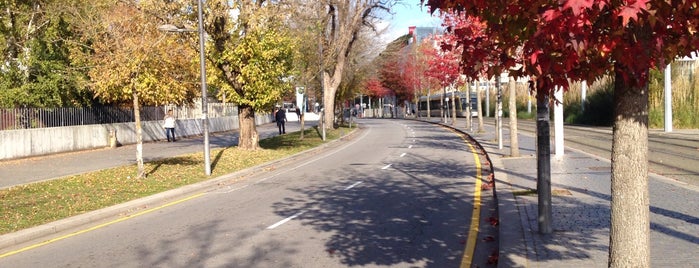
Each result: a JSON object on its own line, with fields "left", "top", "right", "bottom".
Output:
{"left": 382, "top": 164, "right": 392, "bottom": 170}
{"left": 267, "top": 211, "right": 305, "bottom": 230}
{"left": 344, "top": 181, "right": 363, "bottom": 190}
{"left": 260, "top": 129, "right": 374, "bottom": 229}
{"left": 220, "top": 184, "right": 250, "bottom": 193}
{"left": 256, "top": 175, "right": 275, "bottom": 184}
{"left": 400, "top": 153, "right": 406, "bottom": 157}
{"left": 225, "top": 127, "right": 374, "bottom": 191}
{"left": 409, "top": 145, "right": 413, "bottom": 149}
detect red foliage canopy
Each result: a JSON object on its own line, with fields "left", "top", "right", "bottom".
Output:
{"left": 439, "top": 11, "right": 508, "bottom": 81}
{"left": 364, "top": 77, "right": 391, "bottom": 98}
{"left": 422, "top": 34, "right": 463, "bottom": 88}
{"left": 379, "top": 56, "right": 415, "bottom": 102}
{"left": 425, "top": 0, "right": 699, "bottom": 93}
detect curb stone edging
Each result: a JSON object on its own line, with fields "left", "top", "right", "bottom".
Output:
{"left": 0, "top": 126, "right": 362, "bottom": 252}
{"left": 491, "top": 156, "right": 529, "bottom": 268}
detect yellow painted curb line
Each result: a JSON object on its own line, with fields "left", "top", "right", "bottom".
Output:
{"left": 0, "top": 193, "right": 205, "bottom": 259}
{"left": 461, "top": 140, "right": 483, "bottom": 268}
{"left": 441, "top": 125, "right": 484, "bottom": 267}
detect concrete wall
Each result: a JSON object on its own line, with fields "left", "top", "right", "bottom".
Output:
{"left": 0, "top": 113, "right": 272, "bottom": 161}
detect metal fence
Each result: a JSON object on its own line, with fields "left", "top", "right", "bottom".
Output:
{"left": 0, "top": 103, "right": 238, "bottom": 130}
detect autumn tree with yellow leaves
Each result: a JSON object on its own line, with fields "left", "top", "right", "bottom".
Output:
{"left": 204, "top": 0, "right": 297, "bottom": 150}
{"left": 87, "top": 0, "right": 199, "bottom": 178}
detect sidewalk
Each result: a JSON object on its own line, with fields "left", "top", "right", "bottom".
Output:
{"left": 2, "top": 116, "right": 698, "bottom": 267}
{"left": 0, "top": 118, "right": 325, "bottom": 251}
{"left": 0, "top": 118, "right": 318, "bottom": 189}
{"left": 426, "top": 117, "right": 699, "bottom": 267}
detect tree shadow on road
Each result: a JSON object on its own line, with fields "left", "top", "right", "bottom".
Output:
{"left": 271, "top": 159, "right": 479, "bottom": 267}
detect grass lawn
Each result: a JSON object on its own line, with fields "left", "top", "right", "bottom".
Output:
{"left": 0, "top": 126, "right": 352, "bottom": 235}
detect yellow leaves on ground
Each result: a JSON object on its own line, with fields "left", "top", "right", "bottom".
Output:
{"left": 0, "top": 127, "right": 349, "bottom": 235}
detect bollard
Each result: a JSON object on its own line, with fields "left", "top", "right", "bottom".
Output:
{"left": 108, "top": 129, "right": 117, "bottom": 148}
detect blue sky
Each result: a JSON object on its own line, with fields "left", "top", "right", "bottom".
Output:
{"left": 380, "top": 1, "right": 443, "bottom": 42}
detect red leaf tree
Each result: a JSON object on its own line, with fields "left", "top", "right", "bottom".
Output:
{"left": 421, "top": 32, "right": 465, "bottom": 123}
{"left": 404, "top": 39, "right": 444, "bottom": 117}
{"left": 414, "top": 40, "right": 444, "bottom": 93}
{"left": 378, "top": 57, "right": 413, "bottom": 102}
{"left": 374, "top": 34, "right": 425, "bottom": 115}
{"left": 441, "top": 11, "right": 504, "bottom": 79}
{"left": 402, "top": 51, "right": 425, "bottom": 102}
{"left": 426, "top": 0, "right": 699, "bottom": 266}
{"left": 364, "top": 77, "right": 391, "bottom": 98}
{"left": 422, "top": 34, "right": 462, "bottom": 88}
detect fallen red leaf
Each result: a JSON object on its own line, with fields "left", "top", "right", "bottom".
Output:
{"left": 487, "top": 216, "right": 499, "bottom": 226}
{"left": 487, "top": 250, "right": 499, "bottom": 264}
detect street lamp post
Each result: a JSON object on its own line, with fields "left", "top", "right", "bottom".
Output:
{"left": 196, "top": 0, "right": 211, "bottom": 176}
{"left": 158, "top": 0, "right": 211, "bottom": 176}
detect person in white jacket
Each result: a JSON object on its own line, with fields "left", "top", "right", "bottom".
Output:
{"left": 163, "top": 110, "right": 176, "bottom": 142}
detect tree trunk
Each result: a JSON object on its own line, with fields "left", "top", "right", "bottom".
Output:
{"left": 340, "top": 101, "right": 346, "bottom": 125}
{"left": 132, "top": 91, "right": 145, "bottom": 179}
{"left": 323, "top": 83, "right": 338, "bottom": 130}
{"left": 427, "top": 88, "right": 431, "bottom": 118}
{"left": 381, "top": 98, "right": 384, "bottom": 118}
{"left": 441, "top": 87, "right": 446, "bottom": 122}
{"left": 496, "top": 79, "right": 503, "bottom": 148}
{"left": 608, "top": 68, "right": 650, "bottom": 267}
{"left": 536, "top": 89, "right": 552, "bottom": 234}
{"left": 477, "top": 86, "right": 484, "bottom": 132}
{"left": 466, "top": 82, "right": 472, "bottom": 130}
{"left": 509, "top": 77, "right": 520, "bottom": 157}
{"left": 485, "top": 81, "right": 491, "bottom": 117}
{"left": 451, "top": 90, "right": 456, "bottom": 126}
{"left": 413, "top": 94, "right": 418, "bottom": 118}
{"left": 238, "top": 105, "right": 259, "bottom": 150}
{"left": 300, "top": 113, "right": 305, "bottom": 139}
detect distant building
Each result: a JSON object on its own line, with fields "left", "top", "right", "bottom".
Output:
{"left": 408, "top": 26, "right": 440, "bottom": 45}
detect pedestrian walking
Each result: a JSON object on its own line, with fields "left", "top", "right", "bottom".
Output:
{"left": 163, "top": 109, "right": 176, "bottom": 142}
{"left": 275, "top": 107, "right": 287, "bottom": 134}
{"left": 295, "top": 106, "right": 301, "bottom": 121}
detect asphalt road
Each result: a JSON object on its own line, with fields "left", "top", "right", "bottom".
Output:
{"left": 0, "top": 119, "right": 494, "bottom": 268}
{"left": 511, "top": 119, "right": 699, "bottom": 187}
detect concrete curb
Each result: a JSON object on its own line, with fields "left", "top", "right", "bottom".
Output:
{"left": 491, "top": 156, "right": 529, "bottom": 268}
{"left": 0, "top": 126, "right": 362, "bottom": 252}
